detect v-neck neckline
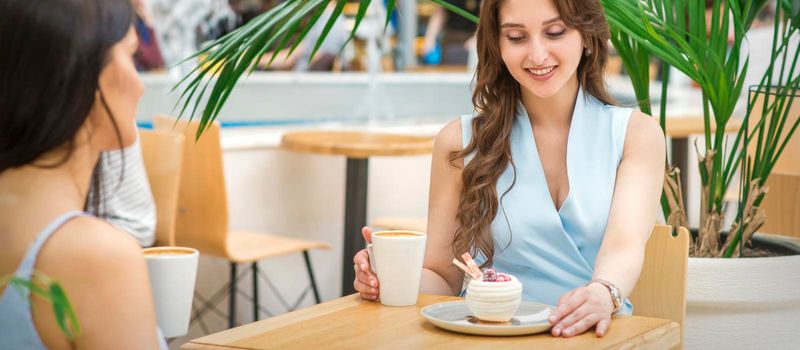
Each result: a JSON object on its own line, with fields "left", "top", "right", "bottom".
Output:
{"left": 519, "top": 88, "right": 584, "bottom": 215}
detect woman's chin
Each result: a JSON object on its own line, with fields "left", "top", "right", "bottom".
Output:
{"left": 524, "top": 84, "right": 561, "bottom": 100}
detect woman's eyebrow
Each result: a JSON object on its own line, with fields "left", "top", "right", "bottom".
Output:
{"left": 500, "top": 16, "right": 562, "bottom": 29}
{"left": 543, "top": 16, "right": 562, "bottom": 25}
{"left": 500, "top": 22, "right": 525, "bottom": 29}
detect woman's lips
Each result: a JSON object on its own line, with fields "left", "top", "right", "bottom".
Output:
{"left": 526, "top": 65, "right": 558, "bottom": 81}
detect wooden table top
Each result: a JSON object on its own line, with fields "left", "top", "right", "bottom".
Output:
{"left": 181, "top": 294, "right": 681, "bottom": 350}
{"left": 406, "top": 64, "right": 471, "bottom": 73}
{"left": 665, "top": 116, "right": 743, "bottom": 138}
{"left": 281, "top": 131, "right": 434, "bottom": 159}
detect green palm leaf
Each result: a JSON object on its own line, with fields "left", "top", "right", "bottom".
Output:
{"left": 173, "top": 0, "right": 474, "bottom": 140}
{"left": 601, "top": 0, "right": 760, "bottom": 213}
{"left": 2, "top": 273, "right": 81, "bottom": 341}
{"left": 724, "top": 5, "right": 800, "bottom": 256}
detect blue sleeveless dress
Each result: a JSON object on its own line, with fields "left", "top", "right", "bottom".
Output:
{"left": 0, "top": 211, "right": 168, "bottom": 349}
{"left": 461, "top": 88, "right": 634, "bottom": 314}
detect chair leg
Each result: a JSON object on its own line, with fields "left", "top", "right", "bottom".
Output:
{"left": 229, "top": 262, "right": 237, "bottom": 328}
{"left": 252, "top": 262, "right": 259, "bottom": 322}
{"left": 303, "top": 251, "right": 321, "bottom": 304}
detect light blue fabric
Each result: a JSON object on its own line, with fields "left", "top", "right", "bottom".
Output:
{"left": 0, "top": 211, "right": 168, "bottom": 349}
{"left": 460, "top": 87, "right": 634, "bottom": 314}
{"left": 0, "top": 211, "right": 86, "bottom": 350}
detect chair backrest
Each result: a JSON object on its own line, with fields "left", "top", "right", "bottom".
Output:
{"left": 759, "top": 172, "right": 800, "bottom": 238}
{"left": 748, "top": 89, "right": 800, "bottom": 174}
{"left": 139, "top": 129, "right": 185, "bottom": 247}
{"left": 153, "top": 115, "right": 230, "bottom": 257}
{"left": 630, "top": 225, "right": 690, "bottom": 345}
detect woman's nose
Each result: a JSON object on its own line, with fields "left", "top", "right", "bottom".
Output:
{"left": 527, "top": 39, "right": 549, "bottom": 66}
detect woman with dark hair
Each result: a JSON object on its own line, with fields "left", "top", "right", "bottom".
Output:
{"left": 0, "top": 0, "right": 164, "bottom": 348}
{"left": 353, "top": 0, "right": 665, "bottom": 338}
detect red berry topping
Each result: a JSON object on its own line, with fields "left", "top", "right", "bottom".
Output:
{"left": 496, "top": 273, "right": 511, "bottom": 282}
{"left": 482, "top": 268, "right": 497, "bottom": 282}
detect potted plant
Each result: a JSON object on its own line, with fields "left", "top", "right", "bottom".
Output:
{"left": 175, "top": 0, "right": 800, "bottom": 348}
{"left": 577, "top": 1, "right": 800, "bottom": 348}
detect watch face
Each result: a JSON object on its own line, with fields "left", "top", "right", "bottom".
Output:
{"left": 588, "top": 279, "right": 622, "bottom": 312}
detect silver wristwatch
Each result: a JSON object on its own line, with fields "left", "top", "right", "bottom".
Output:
{"left": 587, "top": 278, "right": 622, "bottom": 314}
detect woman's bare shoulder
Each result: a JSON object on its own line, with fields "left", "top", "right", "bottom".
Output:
{"left": 624, "top": 110, "right": 665, "bottom": 154}
{"left": 48, "top": 216, "right": 143, "bottom": 263}
{"left": 435, "top": 118, "right": 464, "bottom": 153}
{"left": 34, "top": 216, "right": 157, "bottom": 349}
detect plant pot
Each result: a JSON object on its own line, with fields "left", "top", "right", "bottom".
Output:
{"left": 685, "top": 232, "right": 800, "bottom": 350}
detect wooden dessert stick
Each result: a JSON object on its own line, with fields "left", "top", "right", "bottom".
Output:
{"left": 452, "top": 258, "right": 481, "bottom": 280}
{"left": 461, "top": 253, "right": 483, "bottom": 280}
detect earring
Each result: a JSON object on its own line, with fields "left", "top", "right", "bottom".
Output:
{"left": 585, "top": 49, "right": 592, "bottom": 56}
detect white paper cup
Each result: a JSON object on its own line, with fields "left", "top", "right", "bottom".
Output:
{"left": 367, "top": 230, "right": 427, "bottom": 307}
{"left": 143, "top": 246, "right": 199, "bottom": 338}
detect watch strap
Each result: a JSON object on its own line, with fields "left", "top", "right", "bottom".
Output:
{"left": 587, "top": 278, "right": 622, "bottom": 314}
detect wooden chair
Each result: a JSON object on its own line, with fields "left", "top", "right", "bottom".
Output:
{"left": 759, "top": 172, "right": 800, "bottom": 239}
{"left": 629, "top": 225, "right": 690, "bottom": 350}
{"left": 153, "top": 115, "right": 330, "bottom": 329}
{"left": 139, "top": 129, "right": 185, "bottom": 247}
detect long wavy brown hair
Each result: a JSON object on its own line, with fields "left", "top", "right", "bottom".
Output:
{"left": 449, "top": 0, "right": 616, "bottom": 268}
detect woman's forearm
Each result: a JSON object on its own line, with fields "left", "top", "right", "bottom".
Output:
{"left": 593, "top": 111, "right": 665, "bottom": 301}
{"left": 591, "top": 233, "right": 647, "bottom": 300}
{"left": 419, "top": 268, "right": 460, "bottom": 296}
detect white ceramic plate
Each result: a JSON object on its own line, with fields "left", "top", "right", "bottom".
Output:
{"left": 420, "top": 301, "right": 554, "bottom": 336}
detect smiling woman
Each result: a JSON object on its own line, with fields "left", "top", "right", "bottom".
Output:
{"left": 495, "top": 0, "right": 612, "bottom": 101}
{"left": 352, "top": 0, "right": 666, "bottom": 340}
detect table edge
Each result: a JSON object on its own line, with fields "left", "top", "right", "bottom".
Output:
{"left": 181, "top": 295, "right": 681, "bottom": 350}
{"left": 603, "top": 320, "right": 681, "bottom": 350}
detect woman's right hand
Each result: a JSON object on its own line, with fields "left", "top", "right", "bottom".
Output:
{"left": 353, "top": 226, "right": 380, "bottom": 301}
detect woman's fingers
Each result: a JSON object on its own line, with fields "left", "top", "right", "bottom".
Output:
{"left": 355, "top": 264, "right": 378, "bottom": 289}
{"left": 362, "top": 226, "right": 373, "bottom": 244}
{"left": 354, "top": 280, "right": 377, "bottom": 298}
{"left": 353, "top": 265, "right": 379, "bottom": 300}
{"left": 561, "top": 312, "right": 603, "bottom": 338}
{"left": 549, "top": 289, "right": 584, "bottom": 330}
{"left": 355, "top": 264, "right": 374, "bottom": 287}
{"left": 352, "top": 248, "right": 380, "bottom": 301}
{"left": 353, "top": 250, "right": 379, "bottom": 287}
{"left": 595, "top": 319, "right": 611, "bottom": 337}
{"left": 552, "top": 301, "right": 591, "bottom": 337}
{"left": 550, "top": 286, "right": 613, "bottom": 337}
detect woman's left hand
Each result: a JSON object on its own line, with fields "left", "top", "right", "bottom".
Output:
{"left": 548, "top": 283, "right": 615, "bottom": 338}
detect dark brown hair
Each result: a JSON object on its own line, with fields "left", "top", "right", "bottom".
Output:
{"left": 449, "top": 0, "right": 615, "bottom": 268}
{"left": 0, "top": 0, "right": 133, "bottom": 215}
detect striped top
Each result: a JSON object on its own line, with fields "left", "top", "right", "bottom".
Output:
{"left": 88, "top": 138, "right": 156, "bottom": 247}
{"left": 461, "top": 87, "right": 634, "bottom": 314}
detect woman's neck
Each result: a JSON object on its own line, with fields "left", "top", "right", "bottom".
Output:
{"left": 0, "top": 141, "right": 99, "bottom": 216}
{"left": 520, "top": 76, "right": 580, "bottom": 128}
